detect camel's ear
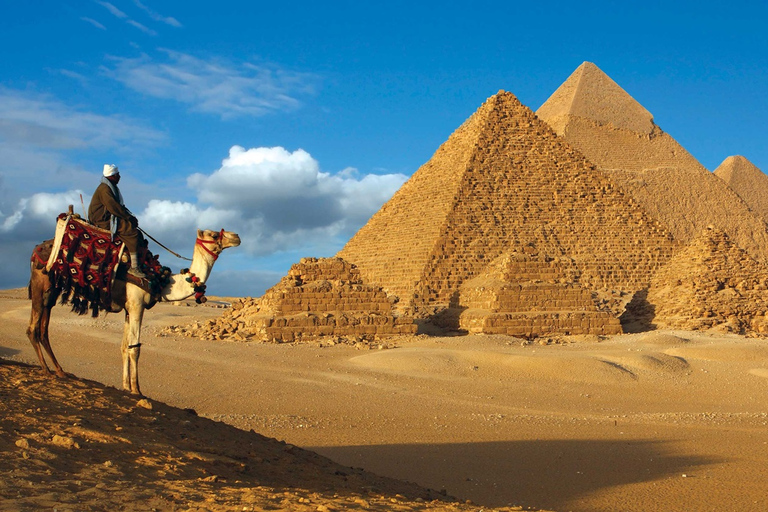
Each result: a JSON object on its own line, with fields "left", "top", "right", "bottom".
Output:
{"left": 197, "top": 229, "right": 204, "bottom": 238}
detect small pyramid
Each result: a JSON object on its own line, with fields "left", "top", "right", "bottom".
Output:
{"left": 638, "top": 227, "right": 768, "bottom": 334}
{"left": 714, "top": 156, "right": 768, "bottom": 221}
{"left": 339, "top": 90, "right": 676, "bottom": 322}
{"left": 536, "top": 62, "right": 655, "bottom": 135}
{"left": 537, "top": 63, "right": 768, "bottom": 265}
{"left": 455, "top": 245, "right": 621, "bottom": 338}
{"left": 172, "top": 258, "right": 416, "bottom": 342}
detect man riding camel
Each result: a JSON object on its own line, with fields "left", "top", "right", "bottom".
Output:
{"left": 88, "top": 164, "right": 145, "bottom": 277}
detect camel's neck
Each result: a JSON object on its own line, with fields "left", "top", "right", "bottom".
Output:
{"left": 160, "top": 241, "right": 218, "bottom": 302}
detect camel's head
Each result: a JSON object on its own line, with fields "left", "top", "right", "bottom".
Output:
{"left": 196, "top": 229, "right": 241, "bottom": 258}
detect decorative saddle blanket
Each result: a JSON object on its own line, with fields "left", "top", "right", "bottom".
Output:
{"left": 33, "top": 213, "right": 171, "bottom": 316}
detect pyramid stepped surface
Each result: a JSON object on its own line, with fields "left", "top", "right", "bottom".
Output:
{"left": 339, "top": 90, "right": 676, "bottom": 317}
{"left": 536, "top": 62, "right": 768, "bottom": 264}
{"left": 641, "top": 227, "right": 768, "bottom": 334}
{"left": 457, "top": 247, "right": 621, "bottom": 338}
{"left": 174, "top": 258, "right": 416, "bottom": 342}
{"left": 714, "top": 156, "right": 768, "bottom": 222}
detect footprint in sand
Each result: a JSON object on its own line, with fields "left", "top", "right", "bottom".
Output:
{"left": 748, "top": 368, "right": 768, "bottom": 379}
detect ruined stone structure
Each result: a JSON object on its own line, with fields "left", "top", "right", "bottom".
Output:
{"left": 339, "top": 90, "right": 676, "bottom": 329}
{"left": 536, "top": 62, "right": 768, "bottom": 264}
{"left": 454, "top": 244, "right": 622, "bottom": 337}
{"left": 172, "top": 258, "right": 416, "bottom": 342}
{"left": 714, "top": 156, "right": 768, "bottom": 223}
{"left": 633, "top": 227, "right": 768, "bottom": 334}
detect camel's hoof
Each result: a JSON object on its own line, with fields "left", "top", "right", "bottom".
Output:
{"left": 54, "top": 371, "right": 67, "bottom": 379}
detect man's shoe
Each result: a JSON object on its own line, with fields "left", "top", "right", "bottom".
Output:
{"left": 128, "top": 267, "right": 146, "bottom": 278}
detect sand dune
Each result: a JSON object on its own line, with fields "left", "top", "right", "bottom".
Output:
{"left": 3, "top": 289, "right": 768, "bottom": 511}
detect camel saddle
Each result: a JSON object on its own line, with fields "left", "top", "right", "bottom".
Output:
{"left": 32, "top": 213, "right": 169, "bottom": 316}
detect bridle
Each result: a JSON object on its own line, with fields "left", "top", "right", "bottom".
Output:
{"left": 195, "top": 229, "right": 225, "bottom": 261}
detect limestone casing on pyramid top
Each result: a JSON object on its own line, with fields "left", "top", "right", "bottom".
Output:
{"left": 714, "top": 155, "right": 768, "bottom": 223}
{"left": 536, "top": 61, "right": 655, "bottom": 135}
{"left": 714, "top": 155, "right": 764, "bottom": 184}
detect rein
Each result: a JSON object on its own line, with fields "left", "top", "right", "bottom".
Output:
{"left": 139, "top": 227, "right": 193, "bottom": 262}
{"left": 139, "top": 227, "right": 224, "bottom": 262}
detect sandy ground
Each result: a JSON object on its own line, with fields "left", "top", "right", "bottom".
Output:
{"left": 2, "top": 287, "right": 768, "bottom": 511}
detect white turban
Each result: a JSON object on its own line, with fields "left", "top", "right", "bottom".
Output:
{"left": 103, "top": 164, "right": 119, "bottom": 177}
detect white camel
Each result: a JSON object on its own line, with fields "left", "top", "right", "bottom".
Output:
{"left": 27, "top": 228, "right": 241, "bottom": 396}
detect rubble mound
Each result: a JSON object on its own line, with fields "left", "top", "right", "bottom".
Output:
{"left": 642, "top": 227, "right": 768, "bottom": 333}
{"left": 167, "top": 257, "right": 416, "bottom": 343}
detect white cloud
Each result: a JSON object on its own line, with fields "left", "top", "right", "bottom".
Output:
{"left": 190, "top": 146, "right": 321, "bottom": 203}
{"left": 58, "top": 69, "right": 89, "bottom": 85}
{"left": 95, "top": 1, "right": 127, "bottom": 19}
{"left": 127, "top": 19, "right": 157, "bottom": 36}
{"left": 133, "top": 0, "right": 182, "bottom": 27}
{"left": 178, "top": 145, "right": 408, "bottom": 254}
{"left": 81, "top": 17, "right": 106, "bottom": 30}
{"left": 0, "top": 190, "right": 84, "bottom": 235}
{"left": 104, "top": 50, "right": 319, "bottom": 118}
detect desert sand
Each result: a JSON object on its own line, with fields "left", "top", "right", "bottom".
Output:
{"left": 2, "top": 287, "right": 768, "bottom": 511}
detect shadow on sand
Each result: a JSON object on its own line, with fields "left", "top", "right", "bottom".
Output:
{"left": 311, "top": 438, "right": 719, "bottom": 510}
{"left": 0, "top": 346, "right": 21, "bottom": 358}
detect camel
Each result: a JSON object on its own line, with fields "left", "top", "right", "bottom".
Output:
{"left": 27, "top": 228, "right": 241, "bottom": 396}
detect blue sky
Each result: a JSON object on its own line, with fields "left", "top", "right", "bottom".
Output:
{"left": 1, "top": 1, "right": 766, "bottom": 296}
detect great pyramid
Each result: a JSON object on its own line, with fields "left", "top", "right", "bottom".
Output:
{"left": 632, "top": 227, "right": 768, "bottom": 334}
{"left": 338, "top": 90, "right": 676, "bottom": 328}
{"left": 714, "top": 156, "right": 768, "bottom": 222}
{"left": 536, "top": 62, "right": 768, "bottom": 264}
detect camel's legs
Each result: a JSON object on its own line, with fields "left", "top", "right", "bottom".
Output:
{"left": 121, "top": 307, "right": 144, "bottom": 396}
{"left": 39, "top": 304, "right": 65, "bottom": 378}
{"left": 27, "top": 275, "right": 65, "bottom": 378}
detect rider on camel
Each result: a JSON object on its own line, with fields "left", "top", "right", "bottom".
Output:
{"left": 88, "top": 164, "right": 145, "bottom": 277}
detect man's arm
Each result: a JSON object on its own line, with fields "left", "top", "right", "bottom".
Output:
{"left": 97, "top": 184, "right": 133, "bottom": 223}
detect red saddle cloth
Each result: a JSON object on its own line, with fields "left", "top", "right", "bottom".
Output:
{"left": 46, "top": 214, "right": 125, "bottom": 316}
